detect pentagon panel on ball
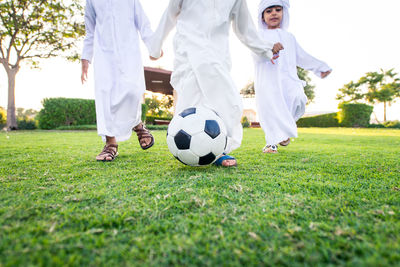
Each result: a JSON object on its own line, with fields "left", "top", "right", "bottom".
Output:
{"left": 167, "top": 106, "right": 227, "bottom": 166}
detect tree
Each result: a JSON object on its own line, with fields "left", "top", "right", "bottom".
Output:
{"left": 337, "top": 69, "right": 400, "bottom": 122}
{"left": 240, "top": 67, "right": 316, "bottom": 104}
{"left": 0, "top": 0, "right": 85, "bottom": 130}
{"left": 145, "top": 95, "right": 174, "bottom": 117}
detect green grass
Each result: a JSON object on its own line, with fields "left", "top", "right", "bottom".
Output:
{"left": 1, "top": 128, "right": 399, "bottom": 266}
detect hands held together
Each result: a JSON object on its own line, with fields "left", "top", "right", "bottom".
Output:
{"left": 271, "top": 42, "right": 284, "bottom": 64}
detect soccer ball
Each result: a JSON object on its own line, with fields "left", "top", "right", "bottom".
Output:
{"left": 167, "top": 107, "right": 227, "bottom": 166}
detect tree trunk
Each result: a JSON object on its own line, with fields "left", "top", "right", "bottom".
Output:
{"left": 383, "top": 101, "right": 387, "bottom": 123}
{"left": 6, "top": 68, "right": 19, "bottom": 130}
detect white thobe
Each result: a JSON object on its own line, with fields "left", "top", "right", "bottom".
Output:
{"left": 150, "top": 0, "right": 274, "bottom": 153}
{"left": 82, "top": 0, "right": 153, "bottom": 142}
{"left": 254, "top": 29, "right": 331, "bottom": 145}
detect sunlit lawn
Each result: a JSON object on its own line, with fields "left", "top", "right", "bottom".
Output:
{"left": 1, "top": 128, "right": 399, "bottom": 266}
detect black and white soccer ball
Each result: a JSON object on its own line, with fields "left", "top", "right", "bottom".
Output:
{"left": 167, "top": 107, "right": 227, "bottom": 166}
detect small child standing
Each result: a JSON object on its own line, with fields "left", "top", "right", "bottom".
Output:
{"left": 254, "top": 0, "right": 332, "bottom": 153}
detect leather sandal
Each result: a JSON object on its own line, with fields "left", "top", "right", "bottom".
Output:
{"left": 133, "top": 122, "right": 154, "bottom": 150}
{"left": 279, "top": 138, "right": 291, "bottom": 146}
{"left": 96, "top": 144, "right": 118, "bottom": 161}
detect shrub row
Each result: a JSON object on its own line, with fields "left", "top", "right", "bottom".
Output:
{"left": 297, "top": 103, "right": 374, "bottom": 128}
{"left": 297, "top": 113, "right": 339, "bottom": 127}
{"left": 38, "top": 98, "right": 96, "bottom": 129}
{"left": 337, "top": 103, "right": 373, "bottom": 127}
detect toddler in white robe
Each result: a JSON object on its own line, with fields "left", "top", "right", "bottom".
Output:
{"left": 149, "top": 0, "right": 282, "bottom": 166}
{"left": 254, "top": 0, "right": 332, "bottom": 153}
{"left": 81, "top": 0, "right": 155, "bottom": 161}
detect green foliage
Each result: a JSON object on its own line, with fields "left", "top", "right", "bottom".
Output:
{"left": 297, "top": 113, "right": 339, "bottom": 127}
{"left": 338, "top": 103, "right": 373, "bottom": 127}
{"left": 383, "top": 120, "right": 400, "bottom": 129}
{"left": 37, "top": 98, "right": 96, "bottom": 129}
{"left": 16, "top": 118, "right": 37, "bottom": 130}
{"left": 297, "top": 67, "right": 316, "bottom": 104}
{"left": 241, "top": 116, "right": 250, "bottom": 128}
{"left": 1, "top": 128, "right": 400, "bottom": 265}
{"left": 16, "top": 108, "right": 38, "bottom": 119}
{"left": 145, "top": 95, "right": 173, "bottom": 117}
{"left": 0, "top": 0, "right": 85, "bottom": 67}
{"left": 141, "top": 103, "right": 149, "bottom": 123}
{"left": 0, "top": 106, "right": 6, "bottom": 127}
{"left": 337, "top": 69, "right": 400, "bottom": 121}
{"left": 240, "top": 68, "right": 316, "bottom": 104}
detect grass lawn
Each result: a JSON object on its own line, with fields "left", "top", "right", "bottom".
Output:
{"left": 1, "top": 128, "right": 399, "bottom": 266}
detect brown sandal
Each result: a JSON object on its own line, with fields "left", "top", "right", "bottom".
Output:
{"left": 96, "top": 144, "right": 118, "bottom": 161}
{"left": 133, "top": 123, "right": 154, "bottom": 150}
{"left": 279, "top": 138, "right": 291, "bottom": 146}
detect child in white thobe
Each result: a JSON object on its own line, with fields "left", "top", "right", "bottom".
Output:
{"left": 149, "top": 0, "right": 282, "bottom": 166}
{"left": 81, "top": 0, "right": 155, "bottom": 161}
{"left": 254, "top": 0, "right": 332, "bottom": 153}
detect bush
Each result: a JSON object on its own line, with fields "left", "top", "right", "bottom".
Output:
{"left": 17, "top": 119, "right": 37, "bottom": 130}
{"left": 241, "top": 116, "right": 250, "bottom": 128}
{"left": 383, "top": 120, "right": 400, "bottom": 129}
{"left": 338, "top": 103, "right": 373, "bottom": 127}
{"left": 141, "top": 103, "right": 149, "bottom": 123}
{"left": 0, "top": 107, "right": 6, "bottom": 128}
{"left": 37, "top": 98, "right": 96, "bottom": 129}
{"left": 297, "top": 113, "right": 340, "bottom": 127}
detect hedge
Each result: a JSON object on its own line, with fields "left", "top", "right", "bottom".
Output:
{"left": 297, "top": 113, "right": 340, "bottom": 127}
{"left": 37, "top": 98, "right": 96, "bottom": 129}
{"left": 17, "top": 119, "right": 37, "bottom": 130}
{"left": 338, "top": 103, "right": 373, "bottom": 128}
{"left": 0, "top": 107, "right": 6, "bottom": 128}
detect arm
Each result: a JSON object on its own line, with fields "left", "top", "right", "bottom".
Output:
{"left": 81, "top": 0, "right": 96, "bottom": 63}
{"left": 148, "top": 0, "right": 183, "bottom": 59}
{"left": 231, "top": 0, "right": 275, "bottom": 61}
{"left": 295, "top": 38, "right": 332, "bottom": 78}
{"left": 81, "top": 0, "right": 96, "bottom": 84}
{"left": 134, "top": 0, "right": 154, "bottom": 52}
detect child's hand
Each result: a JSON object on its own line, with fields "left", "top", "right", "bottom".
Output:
{"left": 150, "top": 50, "right": 164, "bottom": 61}
{"left": 321, "top": 70, "right": 332, "bottom": 78}
{"left": 271, "top": 53, "right": 279, "bottom": 64}
{"left": 81, "top": 59, "right": 89, "bottom": 84}
{"left": 272, "top": 42, "right": 284, "bottom": 54}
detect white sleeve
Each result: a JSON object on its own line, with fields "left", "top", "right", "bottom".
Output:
{"left": 134, "top": 0, "right": 154, "bottom": 52}
{"left": 81, "top": 0, "right": 96, "bottom": 63}
{"left": 295, "top": 38, "right": 331, "bottom": 78}
{"left": 148, "top": 0, "right": 183, "bottom": 59}
{"left": 231, "top": 0, "right": 274, "bottom": 60}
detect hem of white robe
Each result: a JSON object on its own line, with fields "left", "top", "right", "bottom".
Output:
{"left": 98, "top": 119, "right": 142, "bottom": 143}
{"left": 265, "top": 132, "right": 298, "bottom": 146}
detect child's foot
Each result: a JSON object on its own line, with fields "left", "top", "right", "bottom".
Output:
{"left": 133, "top": 122, "right": 154, "bottom": 150}
{"left": 279, "top": 138, "right": 291, "bottom": 146}
{"left": 263, "top": 144, "right": 278, "bottom": 154}
{"left": 96, "top": 144, "right": 118, "bottom": 161}
{"left": 214, "top": 154, "right": 237, "bottom": 167}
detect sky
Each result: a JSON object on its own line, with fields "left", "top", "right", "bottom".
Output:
{"left": 1, "top": 0, "right": 400, "bottom": 121}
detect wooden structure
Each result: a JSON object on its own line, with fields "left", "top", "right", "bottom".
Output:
{"left": 144, "top": 66, "right": 174, "bottom": 96}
